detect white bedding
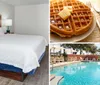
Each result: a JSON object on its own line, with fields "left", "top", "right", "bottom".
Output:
{"left": 0, "top": 34, "right": 46, "bottom": 73}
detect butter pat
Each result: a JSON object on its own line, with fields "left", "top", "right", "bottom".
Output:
{"left": 64, "top": 6, "right": 73, "bottom": 13}
{"left": 58, "top": 7, "right": 71, "bottom": 20}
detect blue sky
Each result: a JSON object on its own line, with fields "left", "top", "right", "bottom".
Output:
{"left": 95, "top": 43, "right": 100, "bottom": 49}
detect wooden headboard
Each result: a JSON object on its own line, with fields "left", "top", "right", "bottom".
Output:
{"left": 0, "top": 15, "right": 1, "bottom": 27}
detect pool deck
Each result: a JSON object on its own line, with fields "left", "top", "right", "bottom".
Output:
{"left": 50, "top": 76, "right": 63, "bottom": 85}
{"left": 50, "top": 61, "right": 81, "bottom": 68}
{"left": 50, "top": 74, "right": 55, "bottom": 81}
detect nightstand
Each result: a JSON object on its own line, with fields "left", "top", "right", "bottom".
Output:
{"left": 5, "top": 32, "right": 14, "bottom": 34}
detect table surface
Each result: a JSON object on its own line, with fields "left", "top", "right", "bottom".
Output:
{"left": 80, "top": 0, "right": 100, "bottom": 42}
{"left": 80, "top": 25, "right": 100, "bottom": 42}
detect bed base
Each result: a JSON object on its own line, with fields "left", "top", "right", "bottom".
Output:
{"left": 0, "top": 50, "right": 46, "bottom": 81}
{"left": 0, "top": 70, "right": 27, "bottom": 81}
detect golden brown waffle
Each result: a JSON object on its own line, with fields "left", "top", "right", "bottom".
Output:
{"left": 50, "top": 0, "right": 93, "bottom": 37}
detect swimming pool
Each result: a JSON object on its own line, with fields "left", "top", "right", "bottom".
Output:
{"left": 51, "top": 62, "right": 100, "bottom": 85}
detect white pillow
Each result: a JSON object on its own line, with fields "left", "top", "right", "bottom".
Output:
{"left": 0, "top": 28, "right": 4, "bottom": 35}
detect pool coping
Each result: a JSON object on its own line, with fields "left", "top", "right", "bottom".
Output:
{"left": 50, "top": 74, "right": 55, "bottom": 81}
{"left": 57, "top": 76, "right": 64, "bottom": 85}
{"left": 50, "top": 61, "right": 81, "bottom": 69}
{"left": 50, "top": 76, "right": 64, "bottom": 85}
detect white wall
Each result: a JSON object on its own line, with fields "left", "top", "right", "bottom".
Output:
{"left": 0, "top": 2, "right": 14, "bottom": 32}
{"left": 15, "top": 4, "right": 49, "bottom": 43}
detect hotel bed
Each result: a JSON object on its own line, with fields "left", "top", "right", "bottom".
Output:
{"left": 0, "top": 34, "right": 47, "bottom": 81}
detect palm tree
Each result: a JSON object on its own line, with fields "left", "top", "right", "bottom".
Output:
{"left": 61, "top": 44, "right": 97, "bottom": 55}
{"left": 51, "top": 47, "right": 56, "bottom": 56}
{"left": 61, "top": 44, "right": 86, "bottom": 54}
{"left": 97, "top": 48, "right": 100, "bottom": 61}
{"left": 63, "top": 49, "right": 67, "bottom": 61}
{"left": 89, "top": 45, "right": 97, "bottom": 54}
{"left": 97, "top": 48, "right": 100, "bottom": 55}
{"left": 59, "top": 49, "right": 61, "bottom": 56}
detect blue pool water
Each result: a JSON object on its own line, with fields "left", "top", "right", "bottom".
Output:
{"left": 51, "top": 62, "right": 100, "bottom": 85}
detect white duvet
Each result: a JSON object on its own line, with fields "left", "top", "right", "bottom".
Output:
{"left": 0, "top": 34, "right": 46, "bottom": 73}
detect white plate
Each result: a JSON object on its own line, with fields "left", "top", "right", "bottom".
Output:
{"left": 93, "top": 4, "right": 100, "bottom": 12}
{"left": 50, "top": 13, "right": 96, "bottom": 42}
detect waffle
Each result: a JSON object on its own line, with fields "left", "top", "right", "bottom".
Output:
{"left": 50, "top": 0, "right": 93, "bottom": 37}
